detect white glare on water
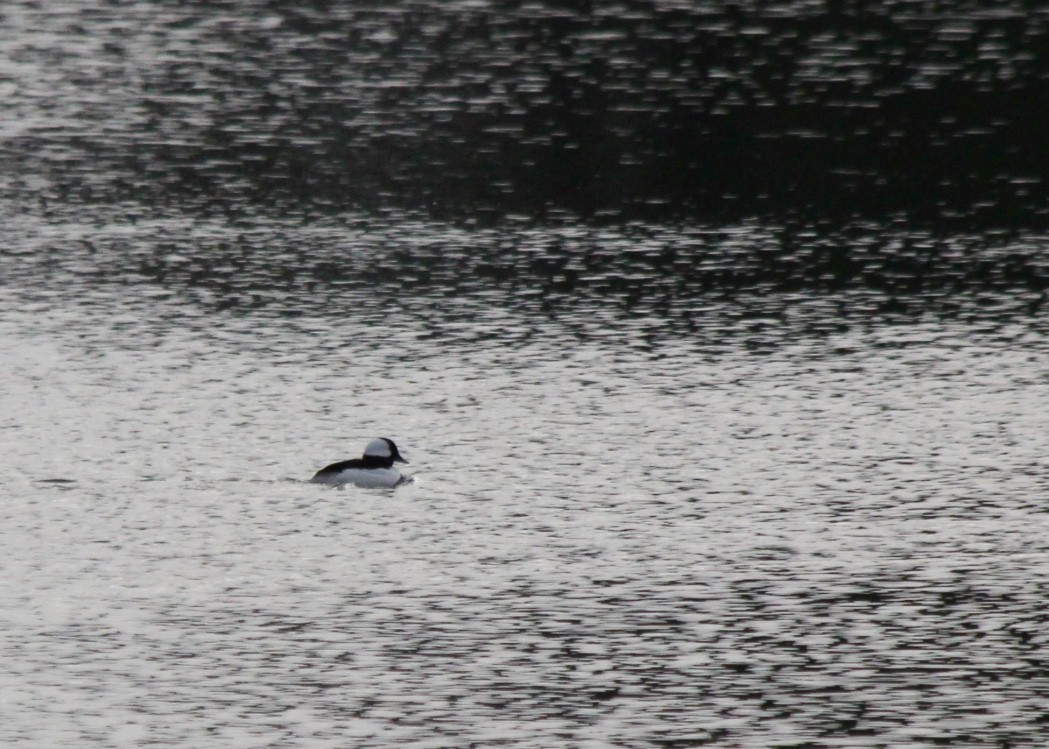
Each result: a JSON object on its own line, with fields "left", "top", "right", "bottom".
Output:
{"left": 2, "top": 209, "right": 1048, "bottom": 748}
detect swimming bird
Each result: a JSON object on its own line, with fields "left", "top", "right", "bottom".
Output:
{"left": 310, "top": 437, "right": 409, "bottom": 488}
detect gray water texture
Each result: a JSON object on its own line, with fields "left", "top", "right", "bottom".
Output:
{"left": 2, "top": 0, "right": 1047, "bottom": 219}
{"left": 2, "top": 207, "right": 1048, "bottom": 748}
{"left": 3, "top": 0, "right": 1049, "bottom": 746}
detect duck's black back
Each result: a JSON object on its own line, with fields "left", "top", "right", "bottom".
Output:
{"left": 314, "top": 454, "right": 394, "bottom": 477}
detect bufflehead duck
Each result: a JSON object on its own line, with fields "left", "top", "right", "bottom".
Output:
{"left": 311, "top": 437, "right": 409, "bottom": 488}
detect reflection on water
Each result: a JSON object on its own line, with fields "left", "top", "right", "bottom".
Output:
{"left": 1, "top": 0, "right": 1047, "bottom": 220}
{"left": 2, "top": 204, "right": 1048, "bottom": 748}
{"left": 4, "top": 204, "right": 1048, "bottom": 356}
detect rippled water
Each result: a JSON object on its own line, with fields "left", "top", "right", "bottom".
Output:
{"left": 3, "top": 1, "right": 1049, "bottom": 746}
{"left": 2, "top": 0, "right": 1047, "bottom": 220}
{"left": 2, "top": 203, "right": 1048, "bottom": 748}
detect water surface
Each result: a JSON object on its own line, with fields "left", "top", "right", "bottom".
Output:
{"left": 2, "top": 206, "right": 1048, "bottom": 748}
{"left": 2, "top": 1, "right": 1048, "bottom": 745}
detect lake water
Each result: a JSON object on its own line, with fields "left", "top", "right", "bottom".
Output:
{"left": 2, "top": 1, "right": 1049, "bottom": 747}
{"left": 3, "top": 208, "right": 1047, "bottom": 748}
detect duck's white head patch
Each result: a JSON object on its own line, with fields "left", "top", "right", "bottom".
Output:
{"left": 363, "top": 437, "right": 393, "bottom": 458}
